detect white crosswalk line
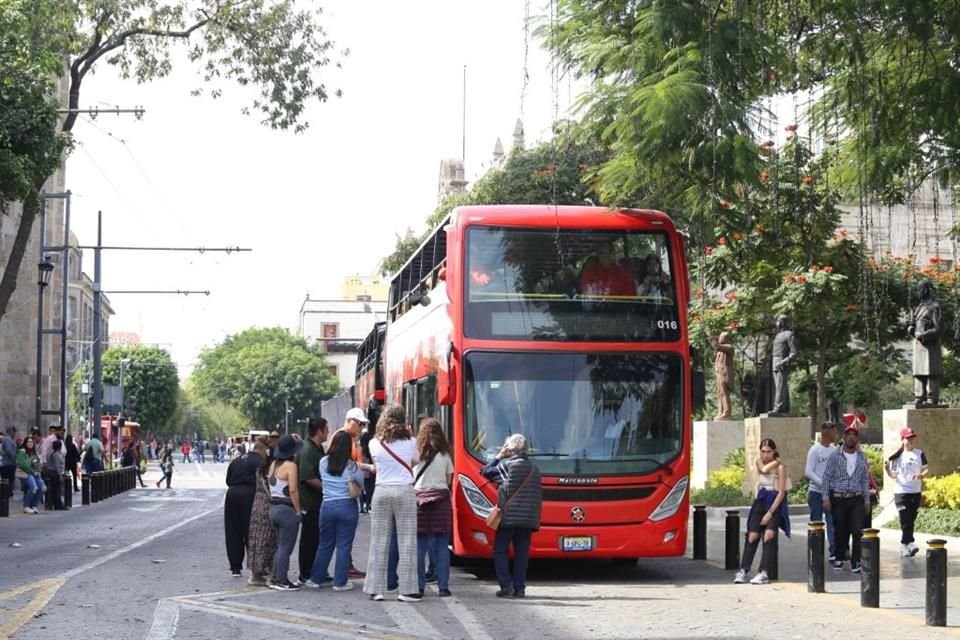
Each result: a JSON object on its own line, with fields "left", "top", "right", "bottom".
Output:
{"left": 382, "top": 600, "right": 444, "bottom": 639}
{"left": 439, "top": 593, "right": 495, "bottom": 640}
{"left": 145, "top": 599, "right": 180, "bottom": 640}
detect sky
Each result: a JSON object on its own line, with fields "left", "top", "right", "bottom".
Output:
{"left": 65, "top": 0, "right": 576, "bottom": 378}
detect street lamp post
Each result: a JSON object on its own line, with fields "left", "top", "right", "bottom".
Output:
{"left": 118, "top": 358, "right": 132, "bottom": 463}
{"left": 284, "top": 395, "right": 291, "bottom": 435}
{"left": 35, "top": 256, "right": 55, "bottom": 430}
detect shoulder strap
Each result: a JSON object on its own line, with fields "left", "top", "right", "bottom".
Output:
{"left": 414, "top": 456, "right": 435, "bottom": 485}
{"left": 380, "top": 440, "right": 413, "bottom": 477}
{"left": 501, "top": 463, "right": 535, "bottom": 508}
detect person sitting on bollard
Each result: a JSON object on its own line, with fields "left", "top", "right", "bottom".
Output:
{"left": 884, "top": 427, "right": 928, "bottom": 558}
{"left": 805, "top": 422, "right": 838, "bottom": 560}
{"left": 821, "top": 422, "right": 871, "bottom": 573}
{"left": 734, "top": 438, "right": 791, "bottom": 585}
{"left": 15, "top": 437, "right": 45, "bottom": 514}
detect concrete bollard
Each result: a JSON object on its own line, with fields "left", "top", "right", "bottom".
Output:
{"left": 81, "top": 474, "right": 90, "bottom": 505}
{"left": 860, "top": 528, "right": 880, "bottom": 608}
{"left": 724, "top": 510, "right": 740, "bottom": 570}
{"left": 926, "top": 539, "right": 948, "bottom": 626}
{"left": 807, "top": 521, "right": 825, "bottom": 593}
{"left": 693, "top": 505, "right": 707, "bottom": 560}
{"left": 0, "top": 479, "right": 8, "bottom": 517}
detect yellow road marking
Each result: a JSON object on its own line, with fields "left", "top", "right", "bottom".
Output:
{"left": 0, "top": 577, "right": 66, "bottom": 638}
{"left": 778, "top": 581, "right": 960, "bottom": 636}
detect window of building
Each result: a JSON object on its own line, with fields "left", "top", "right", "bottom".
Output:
{"left": 322, "top": 323, "right": 339, "bottom": 339}
{"left": 327, "top": 364, "right": 339, "bottom": 378}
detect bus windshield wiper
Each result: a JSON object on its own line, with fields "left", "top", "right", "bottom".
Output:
{"left": 620, "top": 457, "right": 673, "bottom": 475}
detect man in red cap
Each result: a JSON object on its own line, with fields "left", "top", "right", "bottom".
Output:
{"left": 821, "top": 422, "right": 871, "bottom": 573}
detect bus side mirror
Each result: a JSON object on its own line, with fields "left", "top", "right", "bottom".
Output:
{"left": 438, "top": 362, "right": 456, "bottom": 406}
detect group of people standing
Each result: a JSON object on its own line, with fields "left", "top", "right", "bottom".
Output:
{"left": 735, "top": 421, "right": 928, "bottom": 585}
{"left": 223, "top": 405, "right": 543, "bottom": 601}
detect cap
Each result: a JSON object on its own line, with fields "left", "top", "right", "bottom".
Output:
{"left": 269, "top": 430, "right": 280, "bottom": 437}
{"left": 899, "top": 427, "right": 917, "bottom": 439}
{"left": 843, "top": 424, "right": 859, "bottom": 434}
{"left": 345, "top": 407, "right": 369, "bottom": 424}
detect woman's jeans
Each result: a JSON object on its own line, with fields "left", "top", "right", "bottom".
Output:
{"left": 310, "top": 498, "right": 359, "bottom": 587}
{"left": 21, "top": 474, "right": 46, "bottom": 509}
{"left": 270, "top": 504, "right": 301, "bottom": 583}
{"left": 418, "top": 533, "right": 450, "bottom": 591}
{"left": 807, "top": 490, "right": 836, "bottom": 555}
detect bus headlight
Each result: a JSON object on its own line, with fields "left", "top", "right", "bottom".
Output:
{"left": 649, "top": 475, "right": 688, "bottom": 522}
{"left": 459, "top": 474, "right": 494, "bottom": 518}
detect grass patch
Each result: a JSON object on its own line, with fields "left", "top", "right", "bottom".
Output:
{"left": 690, "top": 485, "right": 751, "bottom": 507}
{"left": 881, "top": 508, "right": 960, "bottom": 537}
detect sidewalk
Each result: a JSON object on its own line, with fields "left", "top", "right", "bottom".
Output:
{"left": 693, "top": 506, "right": 960, "bottom": 631}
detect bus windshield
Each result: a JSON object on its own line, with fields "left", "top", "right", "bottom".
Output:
{"left": 464, "top": 351, "right": 683, "bottom": 475}
{"left": 464, "top": 226, "right": 680, "bottom": 341}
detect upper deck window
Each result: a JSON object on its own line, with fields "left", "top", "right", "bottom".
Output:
{"left": 465, "top": 227, "right": 680, "bottom": 342}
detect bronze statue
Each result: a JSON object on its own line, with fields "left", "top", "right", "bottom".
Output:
{"left": 910, "top": 279, "right": 944, "bottom": 407}
{"left": 710, "top": 331, "right": 735, "bottom": 420}
{"left": 769, "top": 315, "right": 798, "bottom": 416}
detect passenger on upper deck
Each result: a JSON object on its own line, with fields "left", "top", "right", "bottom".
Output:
{"left": 579, "top": 242, "right": 637, "bottom": 297}
{"left": 636, "top": 254, "right": 671, "bottom": 298}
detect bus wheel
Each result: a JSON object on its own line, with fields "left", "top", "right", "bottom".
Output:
{"left": 611, "top": 557, "right": 638, "bottom": 567}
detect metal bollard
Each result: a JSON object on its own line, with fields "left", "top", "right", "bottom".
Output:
{"left": 926, "top": 539, "right": 948, "bottom": 626}
{"left": 62, "top": 475, "right": 72, "bottom": 509}
{"left": 0, "top": 480, "right": 8, "bottom": 517}
{"left": 108, "top": 469, "right": 115, "bottom": 498}
{"left": 82, "top": 474, "right": 90, "bottom": 505}
{"left": 724, "top": 510, "right": 740, "bottom": 570}
{"left": 91, "top": 472, "right": 100, "bottom": 503}
{"left": 808, "top": 521, "right": 825, "bottom": 593}
{"left": 693, "top": 505, "right": 707, "bottom": 560}
{"left": 861, "top": 528, "right": 880, "bottom": 608}
{"left": 766, "top": 532, "right": 779, "bottom": 581}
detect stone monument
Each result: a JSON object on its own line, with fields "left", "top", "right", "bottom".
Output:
{"left": 768, "top": 315, "right": 798, "bottom": 417}
{"left": 710, "top": 331, "right": 735, "bottom": 421}
{"left": 909, "top": 279, "right": 946, "bottom": 408}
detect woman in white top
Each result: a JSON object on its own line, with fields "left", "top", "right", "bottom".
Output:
{"left": 363, "top": 405, "right": 421, "bottom": 602}
{"left": 414, "top": 418, "right": 455, "bottom": 596}
{"left": 884, "top": 427, "right": 928, "bottom": 557}
{"left": 734, "top": 438, "right": 790, "bottom": 585}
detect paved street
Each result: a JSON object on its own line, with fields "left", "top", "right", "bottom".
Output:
{"left": 2, "top": 463, "right": 960, "bottom": 639}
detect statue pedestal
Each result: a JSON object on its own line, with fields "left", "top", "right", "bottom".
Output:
{"left": 743, "top": 416, "right": 811, "bottom": 496}
{"left": 881, "top": 407, "right": 960, "bottom": 504}
{"left": 692, "top": 420, "right": 744, "bottom": 489}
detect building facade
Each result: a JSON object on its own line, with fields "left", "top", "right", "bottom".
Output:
{"left": 298, "top": 295, "right": 387, "bottom": 390}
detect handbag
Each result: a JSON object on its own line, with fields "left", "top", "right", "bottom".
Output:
{"left": 485, "top": 464, "right": 535, "bottom": 531}
{"left": 348, "top": 480, "right": 363, "bottom": 499}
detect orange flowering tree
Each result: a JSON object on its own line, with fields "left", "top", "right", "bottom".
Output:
{"left": 690, "top": 137, "right": 906, "bottom": 421}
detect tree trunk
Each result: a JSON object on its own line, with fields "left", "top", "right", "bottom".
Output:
{"left": 814, "top": 327, "right": 830, "bottom": 434}
{"left": 0, "top": 189, "right": 42, "bottom": 325}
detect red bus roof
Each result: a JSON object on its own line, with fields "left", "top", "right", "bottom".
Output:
{"left": 451, "top": 205, "right": 676, "bottom": 231}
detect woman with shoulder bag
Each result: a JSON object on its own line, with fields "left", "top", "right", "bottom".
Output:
{"left": 306, "top": 430, "right": 365, "bottom": 590}
{"left": 363, "top": 405, "right": 421, "bottom": 602}
{"left": 480, "top": 434, "right": 542, "bottom": 598}
{"left": 414, "top": 418, "right": 454, "bottom": 597}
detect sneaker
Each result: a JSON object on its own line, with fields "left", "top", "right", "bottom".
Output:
{"left": 438, "top": 589, "right": 453, "bottom": 598}
{"left": 750, "top": 571, "right": 770, "bottom": 585}
{"left": 496, "top": 589, "right": 513, "bottom": 598}
{"left": 908, "top": 542, "right": 920, "bottom": 557}
{"left": 513, "top": 589, "right": 525, "bottom": 598}
{"left": 832, "top": 560, "right": 843, "bottom": 571}
{"left": 901, "top": 544, "right": 913, "bottom": 558}
{"left": 369, "top": 593, "right": 384, "bottom": 601}
{"left": 828, "top": 554, "right": 836, "bottom": 562}
{"left": 398, "top": 593, "right": 422, "bottom": 602}
{"left": 425, "top": 572, "right": 438, "bottom": 585}
{"left": 301, "top": 579, "right": 322, "bottom": 589}
{"left": 231, "top": 571, "right": 242, "bottom": 577}
{"left": 248, "top": 575, "right": 267, "bottom": 586}
{"left": 268, "top": 580, "right": 301, "bottom": 591}
{"left": 733, "top": 570, "right": 747, "bottom": 584}
{"left": 347, "top": 566, "right": 366, "bottom": 579}
{"left": 850, "top": 562, "right": 862, "bottom": 573}
{"left": 23, "top": 507, "right": 33, "bottom": 515}
{"left": 332, "top": 582, "right": 354, "bottom": 592}
{"left": 30, "top": 507, "right": 39, "bottom": 514}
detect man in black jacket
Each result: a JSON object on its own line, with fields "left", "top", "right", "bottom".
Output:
{"left": 224, "top": 447, "right": 262, "bottom": 577}
{"left": 481, "top": 434, "right": 542, "bottom": 598}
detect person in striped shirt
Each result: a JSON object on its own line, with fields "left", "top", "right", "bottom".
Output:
{"left": 821, "top": 423, "right": 871, "bottom": 573}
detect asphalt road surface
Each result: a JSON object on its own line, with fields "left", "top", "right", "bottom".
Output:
{"left": 1, "top": 460, "right": 958, "bottom": 639}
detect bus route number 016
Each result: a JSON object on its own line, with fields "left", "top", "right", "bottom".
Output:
{"left": 656, "top": 320, "right": 679, "bottom": 330}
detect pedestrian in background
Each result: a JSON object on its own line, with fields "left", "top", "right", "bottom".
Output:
{"left": 306, "top": 430, "right": 365, "bottom": 591}
{"left": 267, "top": 434, "right": 302, "bottom": 591}
{"left": 296, "top": 417, "right": 328, "bottom": 586}
{"left": 64, "top": 434, "right": 81, "bottom": 492}
{"left": 805, "top": 422, "right": 837, "bottom": 560}
{"left": 0, "top": 427, "right": 18, "bottom": 500}
{"left": 156, "top": 446, "right": 174, "bottom": 488}
{"left": 364, "top": 405, "right": 421, "bottom": 602}
{"left": 15, "top": 437, "right": 45, "bottom": 514}
{"left": 414, "top": 418, "right": 454, "bottom": 597}
{"left": 82, "top": 433, "right": 104, "bottom": 474}
{"left": 359, "top": 418, "right": 376, "bottom": 514}
{"left": 885, "top": 427, "right": 928, "bottom": 558}
{"left": 822, "top": 423, "right": 871, "bottom": 573}
{"left": 734, "top": 438, "right": 790, "bottom": 585}
{"left": 224, "top": 442, "right": 263, "bottom": 577}
{"left": 481, "top": 434, "right": 543, "bottom": 598}
{"left": 246, "top": 438, "right": 276, "bottom": 586}
{"left": 45, "top": 440, "right": 66, "bottom": 510}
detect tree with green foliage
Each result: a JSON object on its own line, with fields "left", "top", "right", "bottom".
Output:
{"left": 190, "top": 327, "right": 339, "bottom": 429}
{"left": 0, "top": 0, "right": 341, "bottom": 327}
{"left": 102, "top": 345, "right": 179, "bottom": 432}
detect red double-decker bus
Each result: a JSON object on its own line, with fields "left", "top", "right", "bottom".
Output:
{"left": 381, "top": 205, "right": 691, "bottom": 561}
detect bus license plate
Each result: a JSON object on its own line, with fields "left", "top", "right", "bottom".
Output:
{"left": 561, "top": 536, "right": 593, "bottom": 552}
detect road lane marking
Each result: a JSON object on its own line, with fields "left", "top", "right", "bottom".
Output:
{"left": 145, "top": 599, "right": 180, "bottom": 640}
{"left": 381, "top": 601, "right": 443, "bottom": 639}
{"left": 437, "top": 591, "right": 494, "bottom": 640}
{"left": 0, "top": 577, "right": 65, "bottom": 638}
